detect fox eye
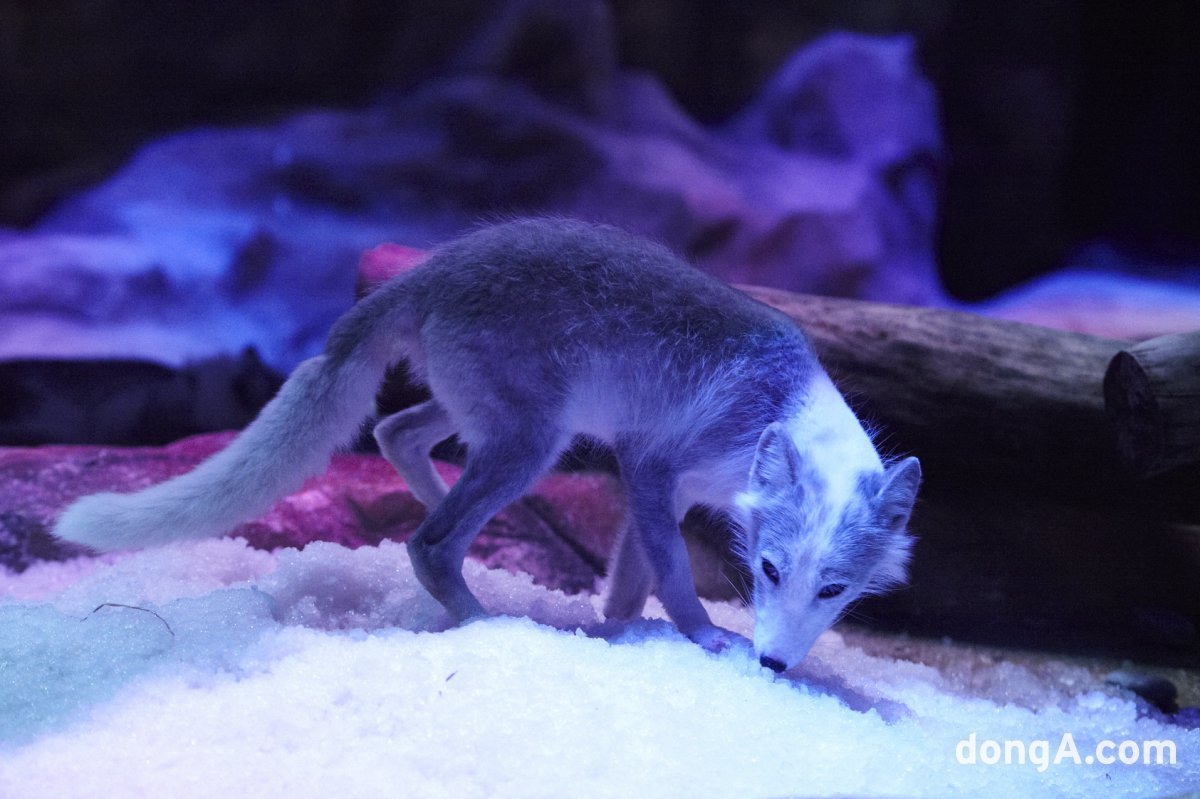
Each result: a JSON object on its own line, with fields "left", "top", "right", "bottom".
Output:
{"left": 817, "top": 583, "right": 846, "bottom": 600}
{"left": 761, "top": 559, "right": 780, "bottom": 585}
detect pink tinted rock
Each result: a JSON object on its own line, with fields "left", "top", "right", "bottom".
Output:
{"left": 356, "top": 244, "right": 429, "bottom": 295}
{"left": 523, "top": 470, "right": 627, "bottom": 568}
{"left": 355, "top": 243, "right": 431, "bottom": 297}
{"left": 0, "top": 432, "right": 624, "bottom": 594}
{"left": 0, "top": 434, "right": 229, "bottom": 571}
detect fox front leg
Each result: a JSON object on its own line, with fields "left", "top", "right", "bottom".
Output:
{"left": 618, "top": 455, "right": 748, "bottom": 654}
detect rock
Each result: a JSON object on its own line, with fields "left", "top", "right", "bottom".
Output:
{"left": 11, "top": 0, "right": 1193, "bottom": 373}
{"left": 727, "top": 33, "right": 941, "bottom": 167}
{"left": 355, "top": 244, "right": 431, "bottom": 298}
{"left": 1105, "top": 670, "right": 1179, "bottom": 714}
{"left": 973, "top": 267, "right": 1200, "bottom": 342}
{"left": 722, "top": 32, "right": 942, "bottom": 304}
{"left": 0, "top": 349, "right": 282, "bottom": 447}
{"left": 0, "top": 432, "right": 624, "bottom": 594}
{"left": 4, "top": 0, "right": 1199, "bottom": 380}
{"left": 0, "top": 430, "right": 757, "bottom": 605}
{"left": 1170, "top": 706, "right": 1200, "bottom": 730}
{"left": 0, "top": 4, "right": 948, "bottom": 374}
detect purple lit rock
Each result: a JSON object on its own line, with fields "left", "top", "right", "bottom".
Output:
{"left": 4, "top": 0, "right": 1191, "bottom": 384}
{"left": 0, "top": 433, "right": 624, "bottom": 594}
{"left": 0, "top": 4, "right": 947, "bottom": 373}
{"left": 974, "top": 266, "right": 1200, "bottom": 341}
{"left": 721, "top": 32, "right": 942, "bottom": 303}
{"left": 728, "top": 34, "right": 941, "bottom": 168}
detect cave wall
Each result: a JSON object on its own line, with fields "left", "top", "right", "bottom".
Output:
{"left": 1, "top": 0, "right": 1197, "bottom": 296}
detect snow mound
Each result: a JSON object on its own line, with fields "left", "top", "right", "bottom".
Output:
{"left": 1, "top": 538, "right": 1196, "bottom": 798}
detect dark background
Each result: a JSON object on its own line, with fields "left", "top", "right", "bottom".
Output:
{"left": 1, "top": 0, "right": 1198, "bottom": 300}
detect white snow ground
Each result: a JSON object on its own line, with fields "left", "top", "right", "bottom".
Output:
{"left": 1, "top": 538, "right": 1196, "bottom": 798}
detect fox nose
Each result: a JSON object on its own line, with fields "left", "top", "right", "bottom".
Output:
{"left": 759, "top": 655, "right": 787, "bottom": 673}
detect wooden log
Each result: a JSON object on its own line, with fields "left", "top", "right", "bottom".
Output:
{"left": 739, "top": 286, "right": 1132, "bottom": 490}
{"left": 1103, "top": 330, "right": 1200, "bottom": 478}
{"left": 359, "top": 242, "right": 1179, "bottom": 492}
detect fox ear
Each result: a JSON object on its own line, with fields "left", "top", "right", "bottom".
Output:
{"left": 749, "top": 422, "right": 805, "bottom": 491}
{"left": 875, "top": 456, "right": 921, "bottom": 531}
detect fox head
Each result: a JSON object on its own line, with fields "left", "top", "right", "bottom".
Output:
{"left": 736, "top": 422, "right": 921, "bottom": 673}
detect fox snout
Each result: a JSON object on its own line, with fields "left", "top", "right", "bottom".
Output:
{"left": 754, "top": 612, "right": 830, "bottom": 674}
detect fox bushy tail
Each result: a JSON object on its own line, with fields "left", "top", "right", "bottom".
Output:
{"left": 53, "top": 286, "right": 412, "bottom": 552}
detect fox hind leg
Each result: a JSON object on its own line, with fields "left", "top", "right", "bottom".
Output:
{"left": 603, "top": 520, "right": 654, "bottom": 620}
{"left": 406, "top": 421, "right": 563, "bottom": 622}
{"left": 374, "top": 399, "right": 456, "bottom": 509}
{"left": 616, "top": 455, "right": 713, "bottom": 638}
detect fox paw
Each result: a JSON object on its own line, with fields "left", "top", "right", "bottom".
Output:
{"left": 688, "top": 624, "right": 752, "bottom": 656}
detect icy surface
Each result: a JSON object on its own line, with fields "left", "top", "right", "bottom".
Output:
{"left": 1, "top": 538, "right": 1196, "bottom": 798}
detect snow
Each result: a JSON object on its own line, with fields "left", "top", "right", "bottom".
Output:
{"left": 1, "top": 538, "right": 1196, "bottom": 798}
{"left": 976, "top": 268, "right": 1200, "bottom": 341}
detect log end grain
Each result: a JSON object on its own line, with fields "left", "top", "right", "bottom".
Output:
{"left": 1104, "top": 349, "right": 1165, "bottom": 477}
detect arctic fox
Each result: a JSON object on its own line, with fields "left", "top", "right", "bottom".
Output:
{"left": 53, "top": 218, "right": 920, "bottom": 672}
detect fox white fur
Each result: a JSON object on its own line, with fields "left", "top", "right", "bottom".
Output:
{"left": 54, "top": 218, "right": 920, "bottom": 672}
